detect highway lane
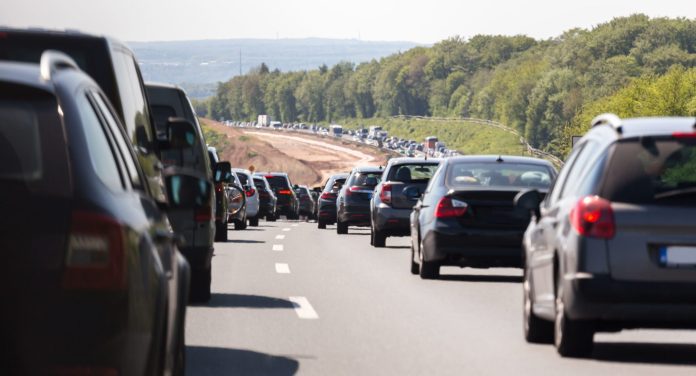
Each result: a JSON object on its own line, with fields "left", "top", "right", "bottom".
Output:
{"left": 186, "top": 219, "right": 696, "bottom": 375}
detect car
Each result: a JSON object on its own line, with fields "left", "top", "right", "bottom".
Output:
{"left": 311, "top": 186, "right": 322, "bottom": 219}
{"left": 262, "top": 172, "right": 300, "bottom": 219}
{"left": 294, "top": 185, "right": 316, "bottom": 220}
{"left": 317, "top": 173, "right": 349, "bottom": 229}
{"left": 410, "top": 155, "right": 555, "bottom": 280}
{"left": 336, "top": 166, "right": 384, "bottom": 234}
{"left": 0, "top": 54, "right": 201, "bottom": 375}
{"left": 518, "top": 114, "right": 696, "bottom": 358}
{"left": 253, "top": 174, "right": 278, "bottom": 221}
{"left": 208, "top": 147, "right": 231, "bottom": 240}
{"left": 146, "top": 83, "right": 216, "bottom": 303}
{"left": 233, "top": 168, "right": 261, "bottom": 226}
{"left": 370, "top": 158, "right": 441, "bottom": 247}
{"left": 228, "top": 171, "right": 249, "bottom": 229}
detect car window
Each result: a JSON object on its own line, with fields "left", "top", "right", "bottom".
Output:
{"left": 545, "top": 143, "right": 585, "bottom": 207}
{"left": 601, "top": 138, "right": 696, "bottom": 206}
{"left": 113, "top": 50, "right": 153, "bottom": 150}
{"left": 446, "top": 162, "right": 552, "bottom": 189}
{"left": 266, "top": 175, "right": 290, "bottom": 190}
{"left": 236, "top": 172, "right": 249, "bottom": 186}
{"left": 253, "top": 178, "right": 266, "bottom": 189}
{"left": 91, "top": 91, "right": 143, "bottom": 189}
{"left": 388, "top": 163, "right": 439, "bottom": 182}
{"left": 77, "top": 93, "right": 125, "bottom": 191}
{"left": 349, "top": 172, "right": 382, "bottom": 187}
{"left": 425, "top": 163, "right": 444, "bottom": 193}
{"left": 558, "top": 141, "right": 600, "bottom": 199}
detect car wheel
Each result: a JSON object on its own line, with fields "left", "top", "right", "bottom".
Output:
{"left": 249, "top": 217, "right": 259, "bottom": 227}
{"left": 318, "top": 220, "right": 326, "bottom": 229}
{"left": 214, "top": 221, "right": 226, "bottom": 242}
{"left": 190, "top": 267, "right": 211, "bottom": 303}
{"left": 236, "top": 216, "right": 248, "bottom": 230}
{"left": 336, "top": 220, "right": 348, "bottom": 234}
{"left": 523, "top": 266, "right": 553, "bottom": 343}
{"left": 554, "top": 273, "right": 594, "bottom": 357}
{"left": 173, "top": 321, "right": 186, "bottom": 376}
{"left": 267, "top": 214, "right": 276, "bottom": 222}
{"left": 410, "top": 243, "right": 419, "bottom": 275}
{"left": 418, "top": 243, "right": 439, "bottom": 279}
{"left": 373, "top": 228, "right": 386, "bottom": 248}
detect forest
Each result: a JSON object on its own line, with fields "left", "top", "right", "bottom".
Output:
{"left": 203, "top": 15, "right": 696, "bottom": 157}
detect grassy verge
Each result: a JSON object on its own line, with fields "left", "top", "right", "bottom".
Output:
{"left": 200, "top": 118, "right": 229, "bottom": 151}
{"left": 331, "top": 117, "right": 525, "bottom": 156}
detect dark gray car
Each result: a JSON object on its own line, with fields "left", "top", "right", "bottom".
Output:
{"left": 518, "top": 114, "right": 696, "bottom": 358}
{"left": 370, "top": 158, "right": 440, "bottom": 247}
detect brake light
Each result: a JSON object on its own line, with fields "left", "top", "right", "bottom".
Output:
{"left": 380, "top": 183, "right": 392, "bottom": 204}
{"left": 215, "top": 183, "right": 223, "bottom": 193}
{"left": 63, "top": 211, "right": 126, "bottom": 291}
{"left": 672, "top": 132, "right": 696, "bottom": 139}
{"left": 245, "top": 188, "right": 256, "bottom": 197}
{"left": 195, "top": 205, "right": 212, "bottom": 222}
{"left": 570, "top": 196, "right": 615, "bottom": 239}
{"left": 278, "top": 189, "right": 292, "bottom": 195}
{"left": 320, "top": 192, "right": 336, "bottom": 199}
{"left": 435, "top": 197, "right": 468, "bottom": 218}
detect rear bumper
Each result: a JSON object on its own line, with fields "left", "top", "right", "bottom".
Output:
{"left": 338, "top": 206, "right": 371, "bottom": 226}
{"left": 422, "top": 226, "right": 523, "bottom": 267}
{"left": 373, "top": 206, "right": 411, "bottom": 236}
{"left": 258, "top": 202, "right": 275, "bottom": 217}
{"left": 564, "top": 274, "right": 696, "bottom": 327}
{"left": 180, "top": 245, "right": 214, "bottom": 269}
{"left": 318, "top": 202, "right": 337, "bottom": 223}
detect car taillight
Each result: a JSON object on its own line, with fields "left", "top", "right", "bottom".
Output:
{"left": 215, "top": 183, "right": 223, "bottom": 193}
{"left": 672, "top": 132, "right": 696, "bottom": 139}
{"left": 570, "top": 195, "right": 615, "bottom": 239}
{"left": 380, "top": 183, "right": 392, "bottom": 204}
{"left": 278, "top": 189, "right": 292, "bottom": 195}
{"left": 320, "top": 192, "right": 336, "bottom": 200}
{"left": 435, "top": 197, "right": 468, "bottom": 218}
{"left": 63, "top": 211, "right": 126, "bottom": 291}
{"left": 195, "top": 205, "right": 212, "bottom": 222}
{"left": 245, "top": 188, "right": 256, "bottom": 197}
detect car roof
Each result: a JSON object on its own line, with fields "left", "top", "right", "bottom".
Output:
{"left": 329, "top": 173, "right": 350, "bottom": 179}
{"left": 0, "top": 61, "right": 54, "bottom": 93}
{"left": 615, "top": 117, "right": 696, "bottom": 138}
{"left": 146, "top": 81, "right": 184, "bottom": 92}
{"left": 351, "top": 166, "right": 384, "bottom": 173}
{"left": 388, "top": 157, "right": 442, "bottom": 165}
{"left": 446, "top": 155, "right": 553, "bottom": 167}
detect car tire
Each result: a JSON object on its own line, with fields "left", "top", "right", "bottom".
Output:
{"left": 235, "top": 216, "right": 247, "bottom": 230}
{"left": 318, "top": 220, "right": 326, "bottom": 229}
{"left": 267, "top": 214, "right": 276, "bottom": 222}
{"left": 554, "top": 274, "right": 594, "bottom": 357}
{"left": 190, "top": 267, "right": 212, "bottom": 303}
{"left": 418, "top": 245, "right": 439, "bottom": 279}
{"left": 523, "top": 266, "right": 553, "bottom": 343}
{"left": 373, "top": 228, "right": 386, "bottom": 248}
{"left": 214, "top": 221, "right": 226, "bottom": 242}
{"left": 249, "top": 217, "right": 259, "bottom": 227}
{"left": 410, "top": 243, "right": 419, "bottom": 275}
{"left": 336, "top": 220, "right": 348, "bottom": 234}
{"left": 173, "top": 321, "right": 186, "bottom": 376}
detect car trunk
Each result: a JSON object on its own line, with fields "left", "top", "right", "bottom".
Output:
{"left": 389, "top": 181, "right": 429, "bottom": 209}
{"left": 449, "top": 189, "right": 537, "bottom": 229}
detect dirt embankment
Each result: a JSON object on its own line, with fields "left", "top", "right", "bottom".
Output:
{"left": 202, "top": 120, "right": 390, "bottom": 186}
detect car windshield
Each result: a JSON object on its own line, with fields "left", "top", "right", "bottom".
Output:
{"left": 388, "top": 163, "right": 439, "bottom": 182}
{"left": 602, "top": 138, "right": 696, "bottom": 205}
{"left": 446, "top": 162, "right": 553, "bottom": 189}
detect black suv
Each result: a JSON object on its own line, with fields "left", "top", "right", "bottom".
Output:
{"left": 518, "top": 114, "right": 696, "bottom": 357}
{"left": 0, "top": 53, "right": 203, "bottom": 375}
{"left": 262, "top": 172, "right": 300, "bottom": 219}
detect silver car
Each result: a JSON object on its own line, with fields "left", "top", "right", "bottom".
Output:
{"left": 233, "top": 168, "right": 261, "bottom": 226}
{"left": 518, "top": 114, "right": 696, "bottom": 357}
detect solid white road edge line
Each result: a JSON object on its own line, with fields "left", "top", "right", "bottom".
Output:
{"left": 275, "top": 263, "right": 291, "bottom": 274}
{"left": 272, "top": 244, "right": 284, "bottom": 252}
{"left": 289, "top": 296, "right": 319, "bottom": 319}
{"left": 275, "top": 234, "right": 286, "bottom": 240}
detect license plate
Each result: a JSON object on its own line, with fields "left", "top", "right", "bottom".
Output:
{"left": 659, "top": 246, "right": 696, "bottom": 267}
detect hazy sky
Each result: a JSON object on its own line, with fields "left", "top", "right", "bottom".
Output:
{"left": 1, "top": 0, "right": 694, "bottom": 43}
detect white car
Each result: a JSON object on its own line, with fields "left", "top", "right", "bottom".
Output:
{"left": 233, "top": 168, "right": 261, "bottom": 226}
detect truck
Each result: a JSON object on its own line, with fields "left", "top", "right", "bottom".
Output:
{"left": 257, "top": 114, "right": 271, "bottom": 127}
{"left": 330, "top": 124, "right": 343, "bottom": 137}
{"left": 368, "top": 125, "right": 383, "bottom": 138}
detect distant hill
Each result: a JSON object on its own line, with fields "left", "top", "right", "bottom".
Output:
{"left": 128, "top": 38, "right": 420, "bottom": 98}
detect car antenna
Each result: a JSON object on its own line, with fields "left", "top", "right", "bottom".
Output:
{"left": 496, "top": 155, "right": 504, "bottom": 163}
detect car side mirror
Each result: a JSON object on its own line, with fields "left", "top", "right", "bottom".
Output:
{"left": 213, "top": 161, "right": 232, "bottom": 183}
{"left": 164, "top": 172, "right": 212, "bottom": 209}
{"left": 403, "top": 185, "right": 421, "bottom": 199}
{"left": 166, "top": 117, "right": 196, "bottom": 149}
{"left": 514, "top": 189, "right": 541, "bottom": 219}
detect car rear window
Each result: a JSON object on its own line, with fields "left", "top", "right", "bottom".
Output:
{"left": 253, "top": 178, "right": 266, "bottom": 188}
{"left": 324, "top": 177, "right": 346, "bottom": 192}
{"left": 0, "top": 86, "right": 70, "bottom": 196}
{"left": 236, "top": 172, "right": 249, "bottom": 186}
{"left": 446, "top": 162, "right": 552, "bottom": 189}
{"left": 602, "top": 138, "right": 696, "bottom": 205}
{"left": 349, "top": 171, "right": 382, "bottom": 187}
{"left": 388, "top": 163, "right": 439, "bottom": 182}
{"left": 266, "top": 175, "right": 290, "bottom": 190}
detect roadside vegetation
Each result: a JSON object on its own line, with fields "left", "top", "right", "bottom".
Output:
{"left": 205, "top": 15, "right": 696, "bottom": 157}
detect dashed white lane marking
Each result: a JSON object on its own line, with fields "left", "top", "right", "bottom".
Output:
{"left": 275, "top": 234, "right": 286, "bottom": 240}
{"left": 289, "top": 296, "right": 319, "bottom": 319}
{"left": 291, "top": 223, "right": 299, "bottom": 227}
{"left": 275, "top": 263, "right": 291, "bottom": 274}
{"left": 282, "top": 228, "right": 291, "bottom": 232}
{"left": 272, "top": 244, "right": 284, "bottom": 252}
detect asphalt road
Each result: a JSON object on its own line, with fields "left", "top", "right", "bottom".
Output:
{"left": 185, "top": 219, "right": 696, "bottom": 376}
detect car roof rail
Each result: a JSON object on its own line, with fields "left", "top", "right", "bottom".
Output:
{"left": 590, "top": 113, "right": 623, "bottom": 134}
{"left": 40, "top": 50, "right": 79, "bottom": 81}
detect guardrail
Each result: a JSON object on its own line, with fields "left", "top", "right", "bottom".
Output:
{"left": 391, "top": 115, "right": 565, "bottom": 168}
